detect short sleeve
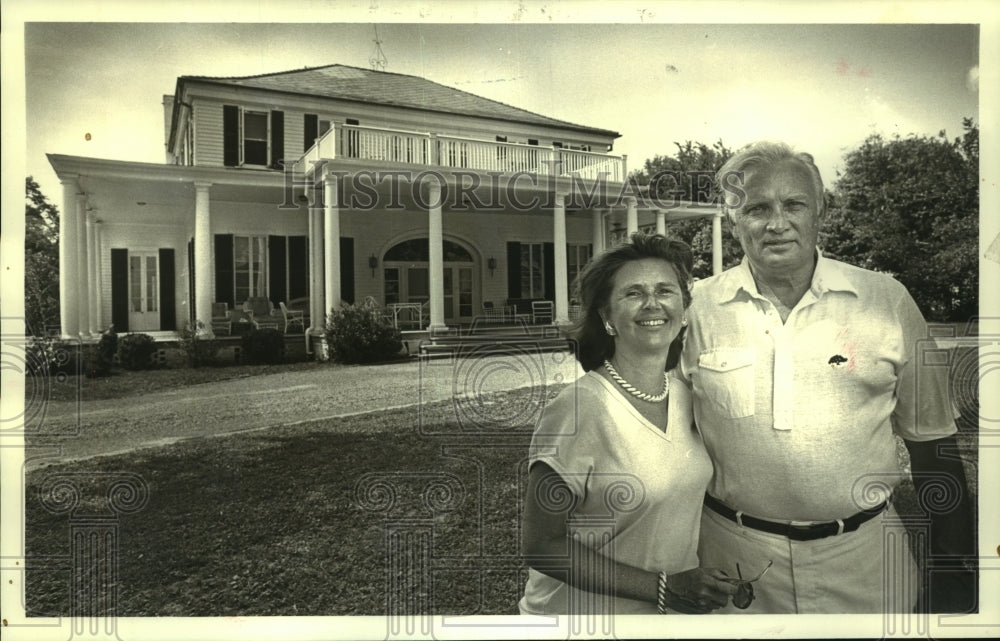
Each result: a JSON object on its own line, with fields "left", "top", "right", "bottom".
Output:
{"left": 891, "top": 286, "right": 958, "bottom": 441}
{"left": 527, "top": 380, "right": 601, "bottom": 501}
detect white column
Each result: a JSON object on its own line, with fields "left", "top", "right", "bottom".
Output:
{"left": 426, "top": 179, "right": 445, "bottom": 331}
{"left": 194, "top": 182, "right": 213, "bottom": 335}
{"left": 86, "top": 211, "right": 99, "bottom": 334}
{"left": 59, "top": 177, "right": 79, "bottom": 338}
{"left": 94, "top": 220, "right": 104, "bottom": 330}
{"left": 712, "top": 212, "right": 724, "bottom": 275}
{"left": 626, "top": 197, "right": 638, "bottom": 236}
{"left": 323, "top": 177, "right": 342, "bottom": 313}
{"left": 310, "top": 183, "right": 326, "bottom": 331}
{"left": 591, "top": 209, "right": 605, "bottom": 256}
{"left": 75, "top": 194, "right": 90, "bottom": 336}
{"left": 553, "top": 192, "right": 569, "bottom": 324}
{"left": 655, "top": 210, "right": 666, "bottom": 236}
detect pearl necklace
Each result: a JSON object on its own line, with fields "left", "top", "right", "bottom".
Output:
{"left": 603, "top": 359, "right": 669, "bottom": 403}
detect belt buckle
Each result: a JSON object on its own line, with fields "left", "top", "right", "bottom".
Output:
{"left": 787, "top": 521, "right": 836, "bottom": 540}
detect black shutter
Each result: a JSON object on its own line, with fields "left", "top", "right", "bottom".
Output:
{"left": 340, "top": 237, "right": 355, "bottom": 305}
{"left": 111, "top": 248, "right": 129, "bottom": 332}
{"left": 187, "top": 239, "right": 195, "bottom": 326}
{"left": 287, "top": 236, "right": 309, "bottom": 300}
{"left": 159, "top": 248, "right": 176, "bottom": 331}
{"left": 223, "top": 105, "right": 239, "bottom": 166}
{"left": 543, "top": 242, "right": 555, "bottom": 300}
{"left": 268, "top": 235, "right": 287, "bottom": 307}
{"left": 214, "top": 234, "right": 234, "bottom": 307}
{"left": 270, "top": 110, "right": 284, "bottom": 169}
{"left": 304, "top": 114, "right": 318, "bottom": 152}
{"left": 506, "top": 242, "right": 521, "bottom": 300}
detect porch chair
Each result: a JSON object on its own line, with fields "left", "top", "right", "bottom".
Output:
{"left": 531, "top": 300, "right": 554, "bottom": 324}
{"left": 279, "top": 302, "right": 306, "bottom": 334}
{"left": 243, "top": 296, "right": 281, "bottom": 330}
{"left": 482, "top": 301, "right": 505, "bottom": 323}
{"left": 210, "top": 302, "right": 232, "bottom": 336}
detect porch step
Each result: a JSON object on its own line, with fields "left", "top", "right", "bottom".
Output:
{"left": 417, "top": 324, "right": 575, "bottom": 360}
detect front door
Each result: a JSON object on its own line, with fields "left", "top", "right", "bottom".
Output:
{"left": 128, "top": 251, "right": 160, "bottom": 331}
{"left": 385, "top": 264, "right": 474, "bottom": 325}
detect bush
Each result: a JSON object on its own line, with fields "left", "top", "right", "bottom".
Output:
{"left": 85, "top": 326, "right": 118, "bottom": 378}
{"left": 178, "top": 322, "right": 222, "bottom": 368}
{"left": 118, "top": 333, "right": 158, "bottom": 371}
{"left": 241, "top": 328, "right": 285, "bottom": 365}
{"left": 23, "top": 336, "right": 76, "bottom": 377}
{"left": 325, "top": 304, "right": 403, "bottom": 364}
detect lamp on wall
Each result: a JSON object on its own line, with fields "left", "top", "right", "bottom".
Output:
{"left": 368, "top": 254, "right": 379, "bottom": 277}
{"left": 487, "top": 256, "right": 497, "bottom": 277}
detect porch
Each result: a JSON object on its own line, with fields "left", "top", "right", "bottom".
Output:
{"left": 295, "top": 123, "right": 627, "bottom": 182}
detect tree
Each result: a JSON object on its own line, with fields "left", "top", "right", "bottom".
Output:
{"left": 822, "top": 120, "right": 979, "bottom": 321}
{"left": 629, "top": 140, "right": 743, "bottom": 278}
{"left": 25, "top": 177, "right": 60, "bottom": 335}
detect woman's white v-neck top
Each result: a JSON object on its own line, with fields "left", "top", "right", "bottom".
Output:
{"left": 519, "top": 370, "right": 712, "bottom": 615}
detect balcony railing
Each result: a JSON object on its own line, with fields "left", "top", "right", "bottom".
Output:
{"left": 295, "top": 124, "right": 624, "bottom": 182}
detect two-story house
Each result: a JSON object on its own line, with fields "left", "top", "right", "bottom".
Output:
{"left": 47, "top": 63, "right": 723, "bottom": 351}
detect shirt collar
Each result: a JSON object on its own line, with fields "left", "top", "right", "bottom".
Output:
{"left": 710, "top": 249, "right": 859, "bottom": 305}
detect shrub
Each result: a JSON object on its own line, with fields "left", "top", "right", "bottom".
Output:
{"left": 325, "top": 304, "right": 403, "bottom": 364}
{"left": 177, "top": 322, "right": 223, "bottom": 368}
{"left": 23, "top": 336, "right": 76, "bottom": 377}
{"left": 85, "top": 326, "right": 117, "bottom": 378}
{"left": 118, "top": 333, "right": 158, "bottom": 371}
{"left": 241, "top": 328, "right": 285, "bottom": 365}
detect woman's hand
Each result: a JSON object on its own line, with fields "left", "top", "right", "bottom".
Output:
{"left": 660, "top": 567, "right": 738, "bottom": 614}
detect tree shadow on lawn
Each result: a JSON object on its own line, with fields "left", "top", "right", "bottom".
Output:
{"left": 25, "top": 395, "right": 535, "bottom": 617}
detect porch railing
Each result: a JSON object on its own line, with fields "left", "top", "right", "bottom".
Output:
{"left": 296, "top": 123, "right": 624, "bottom": 182}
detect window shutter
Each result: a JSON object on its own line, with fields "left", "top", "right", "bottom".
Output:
{"left": 268, "top": 235, "right": 287, "bottom": 307}
{"left": 288, "top": 236, "right": 309, "bottom": 300}
{"left": 506, "top": 242, "right": 521, "bottom": 299}
{"left": 270, "top": 110, "right": 284, "bottom": 169}
{"left": 543, "top": 242, "right": 555, "bottom": 300}
{"left": 111, "top": 248, "right": 129, "bottom": 332}
{"left": 223, "top": 105, "right": 239, "bottom": 166}
{"left": 304, "top": 114, "right": 318, "bottom": 152}
{"left": 159, "top": 248, "right": 176, "bottom": 330}
{"left": 340, "top": 237, "right": 355, "bottom": 305}
{"left": 214, "top": 234, "right": 234, "bottom": 307}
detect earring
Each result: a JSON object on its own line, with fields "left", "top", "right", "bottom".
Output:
{"left": 682, "top": 316, "right": 688, "bottom": 327}
{"left": 604, "top": 321, "right": 617, "bottom": 336}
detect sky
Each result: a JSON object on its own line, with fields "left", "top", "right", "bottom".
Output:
{"left": 17, "top": 19, "right": 981, "bottom": 202}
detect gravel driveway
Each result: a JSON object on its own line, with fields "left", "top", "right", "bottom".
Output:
{"left": 27, "top": 351, "right": 583, "bottom": 469}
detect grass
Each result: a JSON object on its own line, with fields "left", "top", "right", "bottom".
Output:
{"left": 21, "top": 346, "right": 980, "bottom": 616}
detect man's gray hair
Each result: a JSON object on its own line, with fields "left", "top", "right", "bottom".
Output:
{"left": 716, "top": 141, "right": 826, "bottom": 222}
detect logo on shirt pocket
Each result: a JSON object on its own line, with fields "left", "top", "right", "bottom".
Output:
{"left": 696, "top": 348, "right": 755, "bottom": 418}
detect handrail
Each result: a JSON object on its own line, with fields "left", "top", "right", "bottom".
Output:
{"left": 295, "top": 123, "right": 624, "bottom": 181}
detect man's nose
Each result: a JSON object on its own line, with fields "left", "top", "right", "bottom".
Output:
{"left": 765, "top": 207, "right": 790, "bottom": 232}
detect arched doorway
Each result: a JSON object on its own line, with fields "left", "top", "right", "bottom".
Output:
{"left": 382, "top": 238, "right": 475, "bottom": 324}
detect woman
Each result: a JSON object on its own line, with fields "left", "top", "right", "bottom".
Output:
{"left": 519, "top": 233, "right": 735, "bottom": 615}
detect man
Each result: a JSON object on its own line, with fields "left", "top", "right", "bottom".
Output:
{"left": 680, "top": 141, "right": 975, "bottom": 614}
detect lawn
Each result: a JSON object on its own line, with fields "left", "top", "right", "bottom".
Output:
{"left": 21, "top": 346, "right": 980, "bottom": 616}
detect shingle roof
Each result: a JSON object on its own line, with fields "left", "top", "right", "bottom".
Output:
{"left": 179, "top": 63, "right": 619, "bottom": 138}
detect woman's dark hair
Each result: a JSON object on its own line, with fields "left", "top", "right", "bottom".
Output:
{"left": 568, "top": 232, "right": 693, "bottom": 372}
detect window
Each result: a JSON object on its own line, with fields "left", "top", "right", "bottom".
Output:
{"left": 233, "top": 236, "right": 267, "bottom": 303}
{"left": 567, "top": 244, "right": 592, "bottom": 288}
{"left": 520, "top": 243, "right": 545, "bottom": 299}
{"left": 242, "top": 110, "right": 269, "bottom": 166}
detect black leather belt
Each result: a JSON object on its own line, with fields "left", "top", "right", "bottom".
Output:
{"left": 703, "top": 493, "right": 888, "bottom": 542}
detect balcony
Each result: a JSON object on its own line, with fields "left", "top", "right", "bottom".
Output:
{"left": 295, "top": 123, "right": 625, "bottom": 183}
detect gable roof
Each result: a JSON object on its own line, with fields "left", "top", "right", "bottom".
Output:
{"left": 178, "top": 63, "right": 620, "bottom": 138}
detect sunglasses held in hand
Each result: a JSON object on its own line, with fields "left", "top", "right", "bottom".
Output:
{"left": 723, "top": 560, "right": 773, "bottom": 609}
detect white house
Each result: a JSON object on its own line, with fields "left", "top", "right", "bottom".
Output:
{"left": 47, "top": 63, "right": 723, "bottom": 350}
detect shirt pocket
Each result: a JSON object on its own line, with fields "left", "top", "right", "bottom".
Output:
{"left": 696, "top": 348, "right": 756, "bottom": 418}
